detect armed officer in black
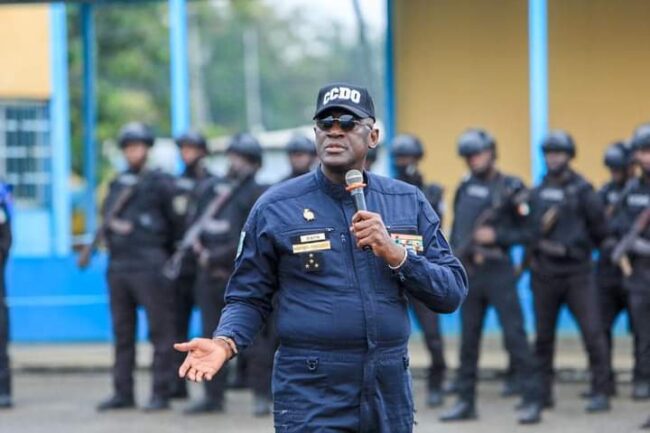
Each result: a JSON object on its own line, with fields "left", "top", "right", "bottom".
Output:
{"left": 283, "top": 135, "right": 317, "bottom": 181}
{"left": 389, "top": 134, "right": 447, "bottom": 408}
{"left": 97, "top": 122, "right": 182, "bottom": 412}
{"left": 183, "top": 133, "right": 265, "bottom": 415}
{"left": 440, "top": 128, "right": 542, "bottom": 424}
{"left": 611, "top": 124, "right": 650, "bottom": 401}
{"left": 594, "top": 141, "right": 636, "bottom": 399}
{"left": 0, "top": 183, "right": 12, "bottom": 409}
{"left": 169, "top": 131, "right": 214, "bottom": 400}
{"left": 527, "top": 130, "right": 611, "bottom": 413}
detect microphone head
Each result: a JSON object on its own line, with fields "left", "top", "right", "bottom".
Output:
{"left": 345, "top": 169, "right": 364, "bottom": 188}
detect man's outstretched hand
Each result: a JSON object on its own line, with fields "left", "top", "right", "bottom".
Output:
{"left": 174, "top": 338, "right": 229, "bottom": 383}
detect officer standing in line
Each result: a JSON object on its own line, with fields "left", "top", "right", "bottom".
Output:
{"left": 363, "top": 145, "right": 378, "bottom": 171}
{"left": 0, "top": 182, "right": 12, "bottom": 409}
{"left": 174, "top": 83, "right": 467, "bottom": 432}
{"left": 526, "top": 130, "right": 612, "bottom": 413}
{"left": 440, "top": 128, "right": 543, "bottom": 424}
{"left": 610, "top": 124, "right": 650, "bottom": 401}
{"left": 97, "top": 122, "right": 181, "bottom": 412}
{"left": 283, "top": 135, "right": 317, "bottom": 180}
{"left": 592, "top": 141, "right": 636, "bottom": 399}
{"left": 183, "top": 133, "right": 265, "bottom": 415}
{"left": 169, "top": 131, "right": 214, "bottom": 400}
{"left": 389, "top": 134, "right": 447, "bottom": 407}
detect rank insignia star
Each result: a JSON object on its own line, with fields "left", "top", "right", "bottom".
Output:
{"left": 303, "top": 208, "right": 315, "bottom": 222}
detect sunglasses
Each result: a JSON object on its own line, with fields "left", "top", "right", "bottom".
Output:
{"left": 316, "top": 114, "right": 367, "bottom": 132}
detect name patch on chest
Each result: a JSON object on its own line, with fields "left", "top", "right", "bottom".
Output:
{"left": 540, "top": 188, "right": 564, "bottom": 202}
{"left": 628, "top": 193, "right": 650, "bottom": 207}
{"left": 391, "top": 233, "right": 424, "bottom": 253}
{"left": 291, "top": 231, "right": 332, "bottom": 254}
{"left": 292, "top": 240, "right": 331, "bottom": 254}
{"left": 467, "top": 185, "right": 489, "bottom": 198}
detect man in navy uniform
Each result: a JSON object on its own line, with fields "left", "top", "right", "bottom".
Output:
{"left": 175, "top": 83, "right": 467, "bottom": 432}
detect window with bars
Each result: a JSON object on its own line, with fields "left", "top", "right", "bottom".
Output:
{"left": 0, "top": 101, "right": 51, "bottom": 208}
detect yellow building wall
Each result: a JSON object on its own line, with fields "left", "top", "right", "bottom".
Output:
{"left": 0, "top": 5, "right": 51, "bottom": 99}
{"left": 393, "top": 0, "right": 530, "bottom": 228}
{"left": 549, "top": 0, "right": 650, "bottom": 188}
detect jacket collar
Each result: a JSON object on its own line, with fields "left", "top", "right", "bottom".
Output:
{"left": 315, "top": 165, "right": 368, "bottom": 202}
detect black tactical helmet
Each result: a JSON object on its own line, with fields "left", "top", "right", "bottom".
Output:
{"left": 175, "top": 130, "right": 207, "bottom": 151}
{"left": 603, "top": 141, "right": 630, "bottom": 169}
{"left": 227, "top": 132, "right": 263, "bottom": 164}
{"left": 631, "top": 123, "right": 650, "bottom": 151}
{"left": 286, "top": 135, "right": 316, "bottom": 155}
{"left": 457, "top": 128, "right": 496, "bottom": 157}
{"left": 118, "top": 122, "right": 155, "bottom": 148}
{"left": 541, "top": 130, "right": 576, "bottom": 157}
{"left": 366, "top": 145, "right": 378, "bottom": 163}
{"left": 390, "top": 134, "right": 424, "bottom": 158}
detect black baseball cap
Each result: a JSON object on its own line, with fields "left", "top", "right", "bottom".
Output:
{"left": 313, "top": 83, "right": 375, "bottom": 120}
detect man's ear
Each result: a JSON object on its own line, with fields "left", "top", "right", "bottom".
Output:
{"left": 369, "top": 127, "right": 380, "bottom": 147}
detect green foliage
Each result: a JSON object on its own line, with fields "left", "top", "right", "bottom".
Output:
{"left": 67, "top": 0, "right": 384, "bottom": 180}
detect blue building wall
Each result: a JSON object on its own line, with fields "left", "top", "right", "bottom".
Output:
{"left": 6, "top": 254, "right": 629, "bottom": 342}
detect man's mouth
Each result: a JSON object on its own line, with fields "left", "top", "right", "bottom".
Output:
{"left": 324, "top": 144, "right": 346, "bottom": 154}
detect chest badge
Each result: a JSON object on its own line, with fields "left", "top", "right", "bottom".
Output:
{"left": 303, "top": 208, "right": 315, "bottom": 222}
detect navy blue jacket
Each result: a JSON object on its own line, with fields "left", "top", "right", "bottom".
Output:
{"left": 215, "top": 168, "right": 467, "bottom": 351}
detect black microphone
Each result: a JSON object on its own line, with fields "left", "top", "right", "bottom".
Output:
{"left": 345, "top": 169, "right": 367, "bottom": 212}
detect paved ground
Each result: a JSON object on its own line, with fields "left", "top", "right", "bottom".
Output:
{"left": 2, "top": 335, "right": 647, "bottom": 433}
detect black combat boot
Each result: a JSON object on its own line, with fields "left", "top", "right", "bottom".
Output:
{"left": 0, "top": 393, "right": 12, "bottom": 409}
{"left": 517, "top": 402, "right": 542, "bottom": 424}
{"left": 184, "top": 398, "right": 224, "bottom": 415}
{"left": 96, "top": 394, "right": 135, "bottom": 412}
{"left": 427, "top": 388, "right": 444, "bottom": 408}
{"left": 439, "top": 400, "right": 477, "bottom": 422}
{"left": 252, "top": 394, "right": 272, "bottom": 417}
{"left": 633, "top": 382, "right": 650, "bottom": 400}
{"left": 142, "top": 394, "right": 170, "bottom": 412}
{"left": 585, "top": 394, "right": 610, "bottom": 413}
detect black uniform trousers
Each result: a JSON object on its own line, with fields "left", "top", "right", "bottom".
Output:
{"left": 457, "top": 260, "right": 540, "bottom": 403}
{"left": 598, "top": 276, "right": 639, "bottom": 387}
{"left": 0, "top": 260, "right": 9, "bottom": 396}
{"left": 172, "top": 272, "right": 196, "bottom": 394}
{"left": 625, "top": 260, "right": 650, "bottom": 385}
{"left": 531, "top": 270, "right": 612, "bottom": 401}
{"left": 194, "top": 270, "right": 228, "bottom": 404}
{"left": 245, "top": 313, "right": 278, "bottom": 398}
{"left": 407, "top": 293, "right": 446, "bottom": 391}
{"left": 628, "top": 290, "right": 650, "bottom": 384}
{"left": 107, "top": 269, "right": 176, "bottom": 399}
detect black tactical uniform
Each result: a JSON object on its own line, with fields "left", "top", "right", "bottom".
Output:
{"left": 527, "top": 130, "right": 611, "bottom": 412}
{"left": 98, "top": 123, "right": 182, "bottom": 412}
{"left": 0, "top": 184, "right": 12, "bottom": 409}
{"left": 283, "top": 135, "right": 317, "bottom": 181}
{"left": 185, "top": 133, "right": 266, "bottom": 414}
{"left": 390, "top": 134, "right": 447, "bottom": 407}
{"left": 596, "top": 142, "right": 636, "bottom": 396}
{"left": 169, "top": 131, "right": 213, "bottom": 399}
{"left": 442, "top": 129, "right": 542, "bottom": 424}
{"left": 609, "top": 125, "right": 650, "bottom": 400}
